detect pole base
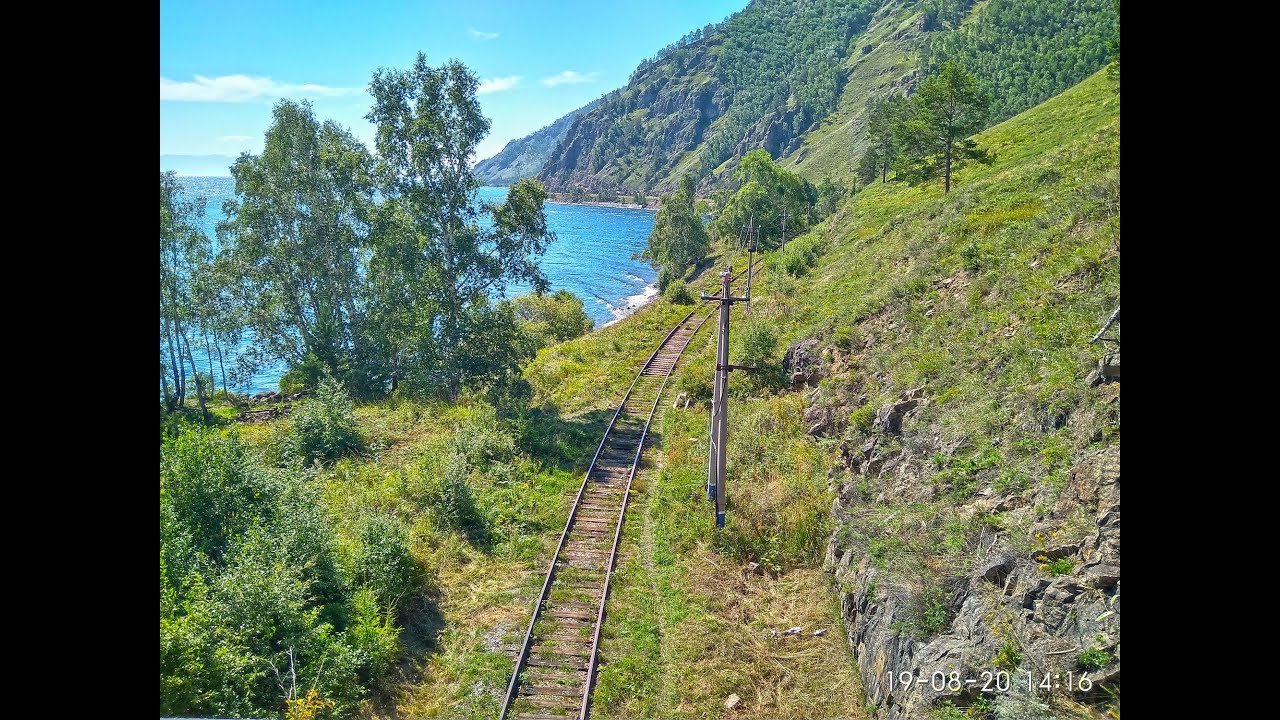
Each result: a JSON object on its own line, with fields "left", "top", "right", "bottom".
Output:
{"left": 707, "top": 484, "right": 716, "bottom": 502}
{"left": 716, "top": 511, "right": 725, "bottom": 529}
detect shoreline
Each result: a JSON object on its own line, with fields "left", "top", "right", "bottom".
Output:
{"left": 546, "top": 194, "right": 659, "bottom": 211}
{"left": 601, "top": 283, "right": 660, "bottom": 328}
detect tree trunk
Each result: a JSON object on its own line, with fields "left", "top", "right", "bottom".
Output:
{"left": 882, "top": 161, "right": 887, "bottom": 184}
{"left": 161, "top": 362, "right": 173, "bottom": 411}
{"left": 215, "top": 339, "right": 228, "bottom": 395}
{"left": 204, "top": 330, "right": 216, "bottom": 400}
{"left": 944, "top": 138, "right": 952, "bottom": 194}
{"left": 182, "top": 333, "right": 209, "bottom": 422}
{"left": 162, "top": 291, "right": 184, "bottom": 411}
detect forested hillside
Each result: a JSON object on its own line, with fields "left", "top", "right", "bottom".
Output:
{"left": 540, "top": 0, "right": 884, "bottom": 195}
{"left": 531, "top": 0, "right": 1116, "bottom": 194}
{"left": 474, "top": 99, "right": 600, "bottom": 186}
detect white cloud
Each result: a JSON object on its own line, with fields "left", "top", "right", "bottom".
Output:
{"left": 478, "top": 76, "right": 522, "bottom": 94}
{"left": 159, "top": 74, "right": 359, "bottom": 103}
{"left": 218, "top": 135, "right": 254, "bottom": 143}
{"left": 468, "top": 27, "right": 499, "bottom": 41}
{"left": 542, "top": 70, "right": 600, "bottom": 87}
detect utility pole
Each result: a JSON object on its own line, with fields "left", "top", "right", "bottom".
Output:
{"left": 781, "top": 208, "right": 788, "bottom": 252}
{"left": 701, "top": 267, "right": 750, "bottom": 528}
{"left": 745, "top": 213, "right": 756, "bottom": 314}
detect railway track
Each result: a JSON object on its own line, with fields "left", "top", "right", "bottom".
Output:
{"left": 499, "top": 263, "right": 755, "bottom": 720}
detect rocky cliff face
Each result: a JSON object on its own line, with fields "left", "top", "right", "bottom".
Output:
{"left": 784, "top": 329, "right": 1121, "bottom": 718}
{"left": 539, "top": 44, "right": 731, "bottom": 195}
{"left": 473, "top": 99, "right": 600, "bottom": 187}
{"left": 538, "top": 0, "right": 887, "bottom": 194}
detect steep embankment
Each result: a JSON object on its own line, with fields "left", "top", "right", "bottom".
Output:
{"left": 474, "top": 99, "right": 600, "bottom": 186}
{"left": 771, "top": 70, "right": 1119, "bottom": 718}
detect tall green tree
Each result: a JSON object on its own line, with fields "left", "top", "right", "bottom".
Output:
{"left": 858, "top": 94, "right": 909, "bottom": 185}
{"left": 899, "top": 61, "right": 991, "bottom": 193}
{"left": 160, "top": 172, "right": 214, "bottom": 417}
{"left": 366, "top": 53, "right": 554, "bottom": 398}
{"left": 640, "top": 174, "right": 709, "bottom": 281}
{"left": 218, "top": 100, "right": 379, "bottom": 394}
{"left": 713, "top": 150, "right": 816, "bottom": 249}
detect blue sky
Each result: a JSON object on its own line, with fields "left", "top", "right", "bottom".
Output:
{"left": 160, "top": 0, "right": 748, "bottom": 172}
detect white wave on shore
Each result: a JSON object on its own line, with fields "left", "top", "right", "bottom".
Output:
{"left": 601, "top": 283, "right": 659, "bottom": 328}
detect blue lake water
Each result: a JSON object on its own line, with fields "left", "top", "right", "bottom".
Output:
{"left": 173, "top": 177, "right": 656, "bottom": 394}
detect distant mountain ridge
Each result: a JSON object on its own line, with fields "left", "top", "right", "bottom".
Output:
{"left": 473, "top": 99, "right": 601, "bottom": 186}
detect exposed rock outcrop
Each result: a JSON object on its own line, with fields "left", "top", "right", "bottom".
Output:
{"left": 826, "top": 445, "right": 1121, "bottom": 718}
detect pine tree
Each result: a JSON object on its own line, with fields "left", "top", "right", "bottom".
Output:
{"left": 900, "top": 61, "right": 991, "bottom": 193}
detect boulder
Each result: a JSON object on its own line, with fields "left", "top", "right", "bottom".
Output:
{"left": 874, "top": 397, "right": 919, "bottom": 435}
{"left": 783, "top": 336, "right": 824, "bottom": 388}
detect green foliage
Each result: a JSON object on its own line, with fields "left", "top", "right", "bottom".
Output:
{"left": 714, "top": 150, "right": 817, "bottom": 250}
{"left": 1108, "top": 0, "right": 1120, "bottom": 79}
{"left": 352, "top": 514, "right": 422, "bottom": 609}
{"left": 407, "top": 451, "right": 485, "bottom": 538}
{"left": 161, "top": 426, "right": 409, "bottom": 718}
{"left": 161, "top": 427, "right": 277, "bottom": 562}
{"left": 1078, "top": 645, "right": 1112, "bottom": 670}
{"left": 641, "top": 174, "right": 710, "bottom": 277}
{"left": 994, "top": 638, "right": 1023, "bottom": 671}
{"left": 927, "top": 0, "right": 1117, "bottom": 123}
{"left": 930, "top": 700, "right": 968, "bottom": 720}
{"left": 664, "top": 279, "right": 695, "bottom": 304}
{"left": 219, "top": 100, "right": 379, "bottom": 395}
{"left": 896, "top": 62, "right": 992, "bottom": 193}
{"left": 735, "top": 319, "right": 782, "bottom": 389}
{"left": 513, "top": 289, "right": 593, "bottom": 350}
{"left": 815, "top": 177, "right": 847, "bottom": 218}
{"left": 1039, "top": 556, "right": 1075, "bottom": 576}
{"left": 850, "top": 402, "right": 876, "bottom": 434}
{"left": 160, "top": 171, "right": 226, "bottom": 418}
{"left": 919, "top": 585, "right": 952, "bottom": 635}
{"left": 858, "top": 94, "right": 911, "bottom": 186}
{"left": 767, "top": 231, "right": 826, "bottom": 278}
{"left": 288, "top": 376, "right": 364, "bottom": 465}
{"left": 541, "top": 0, "right": 880, "bottom": 193}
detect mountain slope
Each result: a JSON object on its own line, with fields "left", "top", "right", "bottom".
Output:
{"left": 473, "top": 98, "right": 600, "bottom": 186}
{"left": 533, "top": 0, "right": 1116, "bottom": 194}
{"left": 539, "top": 0, "right": 887, "bottom": 195}
{"left": 782, "top": 0, "right": 1118, "bottom": 185}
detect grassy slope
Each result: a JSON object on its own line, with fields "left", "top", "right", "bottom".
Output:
{"left": 779, "top": 0, "right": 922, "bottom": 185}
{"left": 591, "top": 69, "right": 1118, "bottom": 720}
{"left": 196, "top": 70, "right": 1115, "bottom": 719}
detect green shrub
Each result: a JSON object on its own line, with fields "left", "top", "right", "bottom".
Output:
{"left": 830, "top": 325, "right": 858, "bottom": 351}
{"left": 1078, "top": 645, "right": 1112, "bottom": 670}
{"left": 850, "top": 402, "right": 877, "bottom": 434}
{"left": 994, "top": 638, "right": 1023, "bottom": 671}
{"left": 514, "top": 289, "right": 594, "bottom": 349}
{"left": 410, "top": 452, "right": 485, "bottom": 538}
{"left": 677, "top": 353, "right": 715, "bottom": 403}
{"left": 288, "top": 376, "right": 364, "bottom": 465}
{"left": 352, "top": 514, "right": 422, "bottom": 609}
{"left": 161, "top": 427, "right": 277, "bottom": 563}
{"left": 657, "top": 266, "right": 678, "bottom": 292}
{"left": 664, "top": 279, "right": 694, "bottom": 304}
{"left": 1039, "top": 556, "right": 1075, "bottom": 576}
{"left": 920, "top": 586, "right": 951, "bottom": 635}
